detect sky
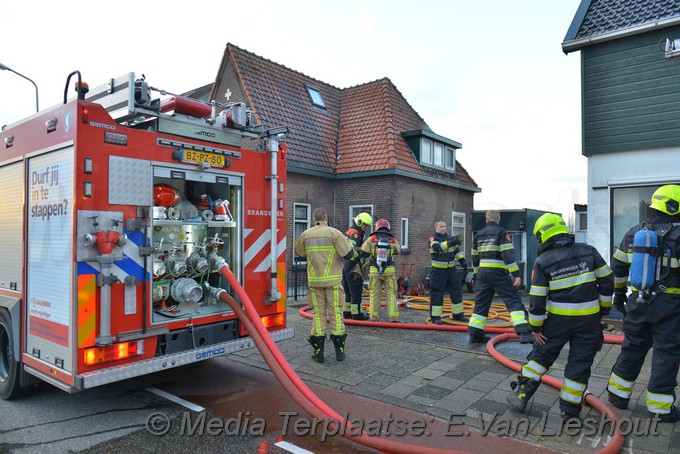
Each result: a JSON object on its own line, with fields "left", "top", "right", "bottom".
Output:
{"left": 0, "top": 0, "right": 584, "bottom": 219}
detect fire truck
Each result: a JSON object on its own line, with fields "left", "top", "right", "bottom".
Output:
{"left": 0, "top": 71, "right": 293, "bottom": 399}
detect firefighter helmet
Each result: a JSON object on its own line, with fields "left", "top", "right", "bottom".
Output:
{"left": 650, "top": 184, "right": 680, "bottom": 216}
{"left": 533, "top": 213, "right": 568, "bottom": 244}
{"left": 354, "top": 212, "right": 373, "bottom": 227}
{"left": 375, "top": 219, "right": 391, "bottom": 231}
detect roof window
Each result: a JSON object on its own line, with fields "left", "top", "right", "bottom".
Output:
{"left": 305, "top": 85, "right": 326, "bottom": 109}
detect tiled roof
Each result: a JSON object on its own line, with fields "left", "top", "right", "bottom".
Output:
{"left": 564, "top": 0, "right": 680, "bottom": 47}
{"left": 225, "top": 43, "right": 478, "bottom": 189}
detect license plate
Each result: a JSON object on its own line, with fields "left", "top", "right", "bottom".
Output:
{"left": 181, "top": 149, "right": 225, "bottom": 167}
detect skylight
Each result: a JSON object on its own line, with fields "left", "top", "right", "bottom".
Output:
{"left": 306, "top": 85, "right": 326, "bottom": 109}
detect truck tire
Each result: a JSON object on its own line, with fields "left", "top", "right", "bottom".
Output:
{"left": 0, "top": 309, "right": 22, "bottom": 400}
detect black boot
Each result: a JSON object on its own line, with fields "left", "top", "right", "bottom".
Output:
{"left": 507, "top": 375, "right": 541, "bottom": 413}
{"left": 517, "top": 328, "right": 534, "bottom": 344}
{"left": 352, "top": 311, "right": 370, "bottom": 321}
{"left": 343, "top": 311, "right": 352, "bottom": 320}
{"left": 468, "top": 327, "right": 491, "bottom": 344}
{"left": 307, "top": 335, "right": 325, "bottom": 363}
{"left": 607, "top": 391, "right": 629, "bottom": 409}
{"left": 330, "top": 334, "right": 348, "bottom": 361}
{"left": 430, "top": 316, "right": 443, "bottom": 325}
{"left": 452, "top": 313, "right": 469, "bottom": 322}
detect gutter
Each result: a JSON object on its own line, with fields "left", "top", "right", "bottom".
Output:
{"left": 562, "top": 16, "right": 680, "bottom": 54}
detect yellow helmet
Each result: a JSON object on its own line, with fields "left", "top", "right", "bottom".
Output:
{"left": 354, "top": 212, "right": 373, "bottom": 227}
{"left": 533, "top": 213, "right": 568, "bottom": 244}
{"left": 650, "top": 184, "right": 680, "bottom": 216}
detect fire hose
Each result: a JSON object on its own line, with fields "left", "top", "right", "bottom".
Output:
{"left": 216, "top": 266, "right": 467, "bottom": 454}
{"left": 298, "top": 303, "right": 625, "bottom": 454}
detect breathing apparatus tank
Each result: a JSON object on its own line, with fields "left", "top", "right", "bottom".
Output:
{"left": 630, "top": 228, "right": 659, "bottom": 293}
{"left": 376, "top": 237, "right": 390, "bottom": 274}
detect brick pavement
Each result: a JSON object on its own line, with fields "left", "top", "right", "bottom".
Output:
{"left": 228, "top": 293, "right": 680, "bottom": 453}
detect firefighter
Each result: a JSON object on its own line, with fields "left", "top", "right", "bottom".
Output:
{"left": 294, "top": 208, "right": 358, "bottom": 363}
{"left": 607, "top": 184, "right": 680, "bottom": 422}
{"left": 342, "top": 212, "right": 372, "bottom": 320}
{"left": 468, "top": 210, "right": 533, "bottom": 344}
{"left": 507, "top": 213, "right": 614, "bottom": 421}
{"left": 361, "top": 219, "right": 401, "bottom": 322}
{"left": 428, "top": 220, "right": 469, "bottom": 324}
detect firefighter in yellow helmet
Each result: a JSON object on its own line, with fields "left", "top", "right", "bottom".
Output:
{"left": 294, "top": 208, "right": 358, "bottom": 363}
{"left": 607, "top": 184, "right": 680, "bottom": 422}
{"left": 361, "top": 219, "right": 401, "bottom": 322}
{"left": 342, "top": 212, "right": 372, "bottom": 320}
{"left": 507, "top": 213, "right": 613, "bottom": 422}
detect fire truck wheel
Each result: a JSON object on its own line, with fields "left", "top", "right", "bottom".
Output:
{"left": 0, "top": 309, "right": 21, "bottom": 400}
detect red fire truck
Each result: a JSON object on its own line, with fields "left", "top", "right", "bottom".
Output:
{"left": 0, "top": 72, "right": 293, "bottom": 399}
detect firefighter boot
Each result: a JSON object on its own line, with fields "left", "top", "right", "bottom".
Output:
{"left": 431, "top": 316, "right": 443, "bottom": 325}
{"left": 343, "top": 312, "right": 352, "bottom": 320}
{"left": 452, "top": 313, "right": 469, "bottom": 323}
{"left": 607, "top": 391, "right": 629, "bottom": 409}
{"left": 517, "top": 328, "right": 534, "bottom": 344}
{"left": 507, "top": 376, "right": 541, "bottom": 413}
{"left": 352, "top": 310, "right": 370, "bottom": 321}
{"left": 330, "top": 333, "right": 348, "bottom": 361}
{"left": 308, "top": 336, "right": 326, "bottom": 363}
{"left": 468, "top": 327, "right": 491, "bottom": 344}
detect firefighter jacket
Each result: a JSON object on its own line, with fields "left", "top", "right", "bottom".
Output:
{"left": 527, "top": 234, "right": 614, "bottom": 331}
{"left": 611, "top": 213, "right": 680, "bottom": 297}
{"left": 471, "top": 222, "right": 520, "bottom": 277}
{"left": 361, "top": 231, "right": 400, "bottom": 274}
{"left": 345, "top": 220, "right": 368, "bottom": 273}
{"left": 429, "top": 231, "right": 465, "bottom": 269}
{"left": 294, "top": 221, "right": 356, "bottom": 288}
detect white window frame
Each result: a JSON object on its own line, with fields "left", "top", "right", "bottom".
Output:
{"left": 451, "top": 211, "right": 466, "bottom": 254}
{"left": 421, "top": 138, "right": 433, "bottom": 165}
{"left": 433, "top": 142, "right": 443, "bottom": 167}
{"left": 293, "top": 203, "right": 311, "bottom": 258}
{"left": 445, "top": 147, "right": 455, "bottom": 170}
{"left": 400, "top": 217, "right": 409, "bottom": 249}
{"left": 349, "top": 205, "right": 374, "bottom": 228}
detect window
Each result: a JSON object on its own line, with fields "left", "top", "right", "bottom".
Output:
{"left": 577, "top": 212, "right": 587, "bottom": 231}
{"left": 294, "top": 203, "right": 311, "bottom": 260}
{"left": 451, "top": 211, "right": 466, "bottom": 253}
{"left": 349, "top": 205, "right": 373, "bottom": 228}
{"left": 400, "top": 218, "right": 409, "bottom": 249}
{"left": 611, "top": 186, "right": 655, "bottom": 256}
{"left": 421, "top": 139, "right": 433, "bottom": 165}
{"left": 433, "top": 143, "right": 443, "bottom": 167}
{"left": 445, "top": 147, "right": 455, "bottom": 170}
{"left": 305, "top": 85, "right": 326, "bottom": 109}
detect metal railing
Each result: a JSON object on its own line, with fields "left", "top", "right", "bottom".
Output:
{"left": 287, "top": 261, "right": 308, "bottom": 301}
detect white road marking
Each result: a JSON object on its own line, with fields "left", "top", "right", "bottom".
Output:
{"left": 275, "top": 441, "right": 315, "bottom": 454}
{"left": 146, "top": 387, "right": 206, "bottom": 412}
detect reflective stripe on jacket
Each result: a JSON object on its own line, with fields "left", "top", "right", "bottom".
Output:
{"left": 294, "top": 221, "right": 353, "bottom": 288}
{"left": 471, "top": 222, "right": 519, "bottom": 276}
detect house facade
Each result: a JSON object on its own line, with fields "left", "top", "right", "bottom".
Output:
{"left": 206, "top": 44, "right": 480, "bottom": 288}
{"left": 562, "top": 0, "right": 680, "bottom": 258}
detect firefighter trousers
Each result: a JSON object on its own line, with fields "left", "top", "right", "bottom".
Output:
{"left": 309, "top": 284, "right": 346, "bottom": 337}
{"left": 342, "top": 259, "right": 364, "bottom": 315}
{"left": 469, "top": 269, "right": 528, "bottom": 333}
{"left": 608, "top": 293, "right": 680, "bottom": 414}
{"left": 368, "top": 266, "right": 399, "bottom": 321}
{"left": 429, "top": 266, "right": 464, "bottom": 318}
{"left": 523, "top": 314, "right": 603, "bottom": 415}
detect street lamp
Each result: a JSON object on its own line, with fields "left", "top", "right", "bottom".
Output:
{"left": 0, "top": 63, "right": 39, "bottom": 112}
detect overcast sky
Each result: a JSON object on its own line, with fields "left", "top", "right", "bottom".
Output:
{"left": 0, "top": 0, "right": 584, "bottom": 218}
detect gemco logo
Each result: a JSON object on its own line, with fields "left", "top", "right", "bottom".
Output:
{"left": 193, "top": 129, "right": 216, "bottom": 138}
{"left": 195, "top": 347, "right": 225, "bottom": 360}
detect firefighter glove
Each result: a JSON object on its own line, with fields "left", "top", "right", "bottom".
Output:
{"left": 613, "top": 292, "right": 626, "bottom": 316}
{"left": 460, "top": 260, "right": 468, "bottom": 274}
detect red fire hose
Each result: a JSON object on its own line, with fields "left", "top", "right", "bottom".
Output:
{"left": 298, "top": 304, "right": 626, "bottom": 454}
{"left": 218, "top": 266, "right": 467, "bottom": 454}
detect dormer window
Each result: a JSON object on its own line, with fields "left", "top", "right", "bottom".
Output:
{"left": 305, "top": 85, "right": 326, "bottom": 109}
{"left": 402, "top": 129, "right": 460, "bottom": 173}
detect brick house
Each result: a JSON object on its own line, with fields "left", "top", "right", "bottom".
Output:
{"left": 562, "top": 0, "right": 680, "bottom": 258}
{"left": 208, "top": 43, "right": 480, "bottom": 288}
